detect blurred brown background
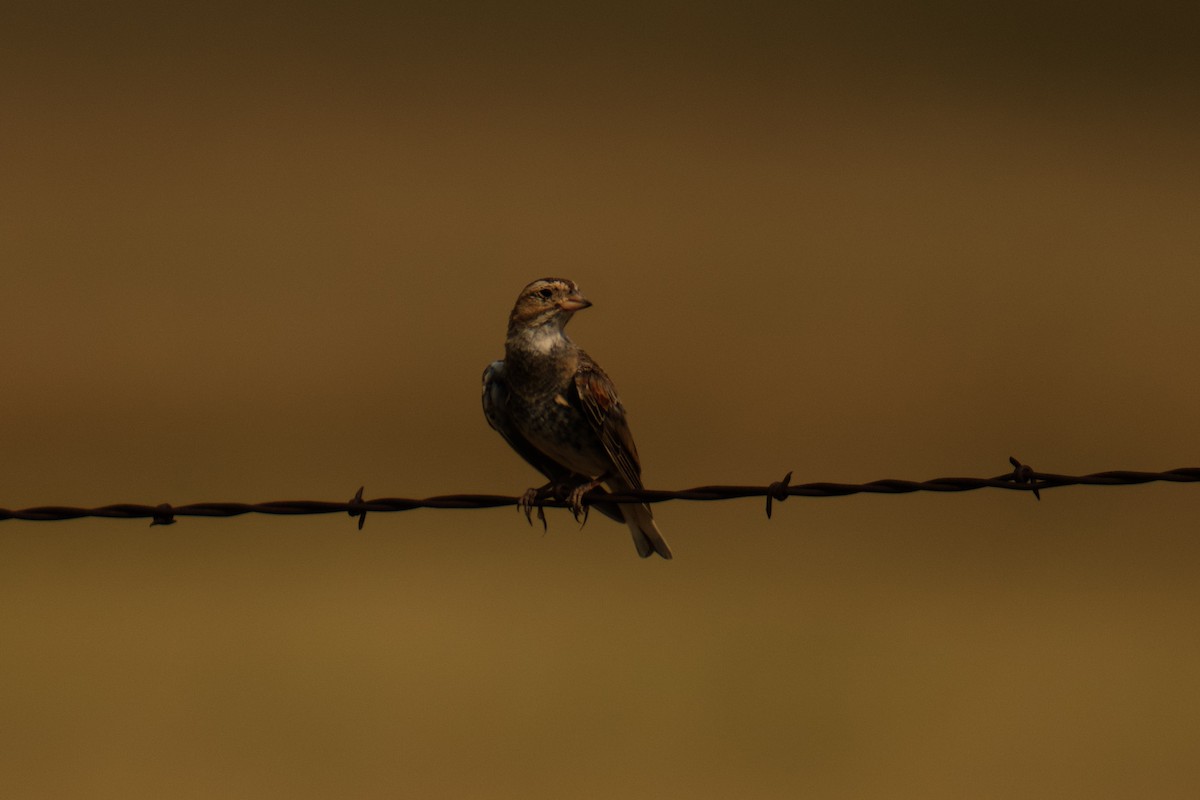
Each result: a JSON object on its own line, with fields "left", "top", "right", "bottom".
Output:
{"left": 2, "top": 1, "right": 1199, "bottom": 797}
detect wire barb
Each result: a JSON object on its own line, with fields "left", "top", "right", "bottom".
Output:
{"left": 348, "top": 486, "right": 368, "bottom": 530}
{"left": 149, "top": 503, "right": 175, "bottom": 527}
{"left": 1007, "top": 456, "right": 1041, "bottom": 500}
{"left": 766, "top": 471, "right": 793, "bottom": 519}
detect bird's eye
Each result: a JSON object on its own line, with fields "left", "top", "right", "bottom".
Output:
{"left": 538, "top": 288, "right": 553, "bottom": 300}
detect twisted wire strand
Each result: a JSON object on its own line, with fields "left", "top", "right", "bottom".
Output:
{"left": 1, "top": 459, "right": 1196, "bottom": 527}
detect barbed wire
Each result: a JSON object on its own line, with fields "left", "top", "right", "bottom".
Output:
{"left": 0, "top": 458, "right": 1196, "bottom": 529}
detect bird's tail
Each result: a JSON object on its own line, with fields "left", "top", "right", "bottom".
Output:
{"left": 620, "top": 501, "right": 672, "bottom": 560}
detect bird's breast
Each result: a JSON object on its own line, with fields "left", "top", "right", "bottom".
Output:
{"left": 511, "top": 389, "right": 610, "bottom": 478}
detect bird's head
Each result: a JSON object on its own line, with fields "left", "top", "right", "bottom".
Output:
{"left": 507, "top": 278, "right": 592, "bottom": 337}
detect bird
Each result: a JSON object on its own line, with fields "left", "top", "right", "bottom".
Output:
{"left": 482, "top": 278, "right": 673, "bottom": 559}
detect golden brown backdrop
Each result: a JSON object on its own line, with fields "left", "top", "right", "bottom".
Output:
{"left": 2, "top": 1, "right": 1199, "bottom": 797}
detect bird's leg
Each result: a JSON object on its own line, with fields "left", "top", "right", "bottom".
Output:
{"left": 566, "top": 477, "right": 606, "bottom": 524}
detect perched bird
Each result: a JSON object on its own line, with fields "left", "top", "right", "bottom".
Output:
{"left": 483, "top": 278, "right": 673, "bottom": 559}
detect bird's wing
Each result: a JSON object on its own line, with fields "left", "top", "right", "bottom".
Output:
{"left": 483, "top": 360, "right": 576, "bottom": 482}
{"left": 572, "top": 351, "right": 644, "bottom": 490}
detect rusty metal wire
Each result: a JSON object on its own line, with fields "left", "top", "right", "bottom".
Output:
{"left": 0, "top": 458, "right": 1197, "bottom": 528}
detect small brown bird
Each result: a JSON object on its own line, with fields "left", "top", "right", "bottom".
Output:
{"left": 483, "top": 278, "right": 672, "bottom": 559}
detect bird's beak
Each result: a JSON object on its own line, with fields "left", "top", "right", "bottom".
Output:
{"left": 558, "top": 292, "right": 592, "bottom": 312}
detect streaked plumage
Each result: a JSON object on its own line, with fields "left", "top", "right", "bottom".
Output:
{"left": 483, "top": 278, "right": 673, "bottom": 559}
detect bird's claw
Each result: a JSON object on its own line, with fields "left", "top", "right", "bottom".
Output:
{"left": 567, "top": 480, "right": 602, "bottom": 525}
{"left": 518, "top": 486, "right": 549, "bottom": 531}
{"left": 518, "top": 480, "right": 600, "bottom": 529}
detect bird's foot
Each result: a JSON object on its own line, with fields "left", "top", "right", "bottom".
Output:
{"left": 518, "top": 484, "right": 554, "bottom": 531}
{"left": 566, "top": 479, "right": 604, "bottom": 525}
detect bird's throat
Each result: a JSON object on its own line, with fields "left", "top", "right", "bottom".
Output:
{"left": 504, "top": 326, "right": 577, "bottom": 393}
